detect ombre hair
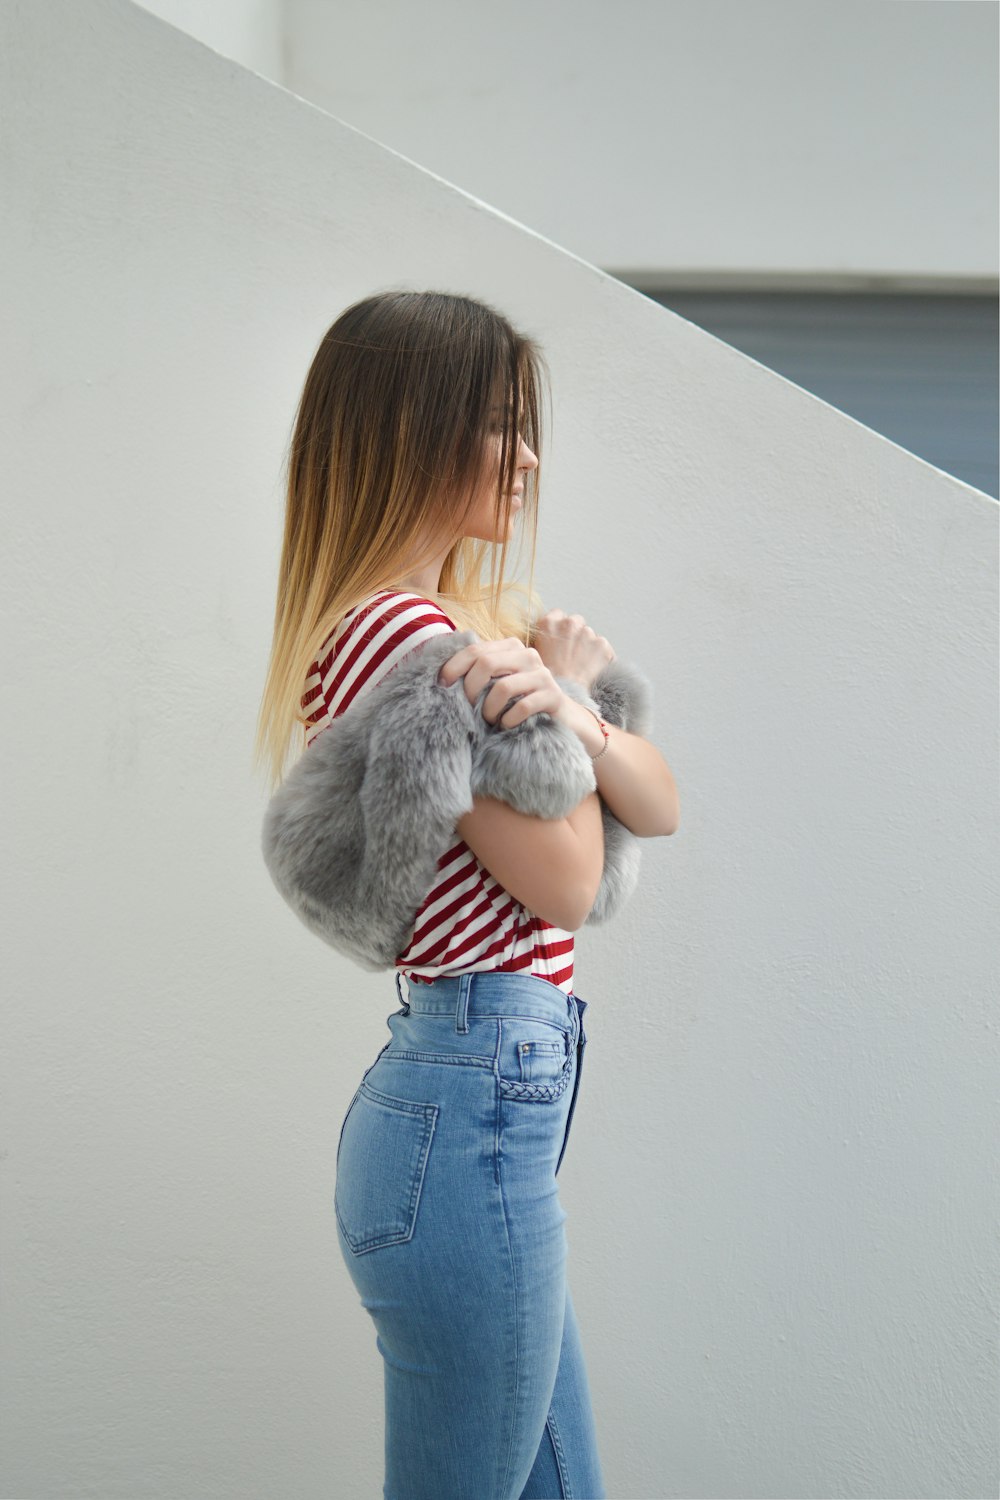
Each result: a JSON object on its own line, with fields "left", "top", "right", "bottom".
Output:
{"left": 253, "top": 289, "right": 551, "bottom": 792}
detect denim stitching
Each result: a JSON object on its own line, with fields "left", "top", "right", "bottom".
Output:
{"left": 518, "top": 1039, "right": 566, "bottom": 1085}
{"left": 545, "top": 1407, "right": 572, "bottom": 1497}
{"left": 497, "top": 1040, "right": 574, "bottom": 1101}
{"left": 495, "top": 1095, "right": 521, "bottom": 1498}
{"left": 493, "top": 1019, "right": 503, "bottom": 1187}
{"left": 336, "top": 1085, "right": 439, "bottom": 1255}
{"left": 379, "top": 1049, "right": 494, "bottom": 1069}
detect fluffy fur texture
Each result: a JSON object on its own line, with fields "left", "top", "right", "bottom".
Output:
{"left": 261, "top": 630, "right": 654, "bottom": 970}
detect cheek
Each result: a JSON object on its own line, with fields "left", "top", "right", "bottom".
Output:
{"left": 481, "top": 449, "right": 503, "bottom": 502}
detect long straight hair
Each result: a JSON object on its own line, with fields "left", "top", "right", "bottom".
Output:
{"left": 253, "top": 289, "right": 551, "bottom": 793}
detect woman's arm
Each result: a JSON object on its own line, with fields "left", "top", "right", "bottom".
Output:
{"left": 456, "top": 791, "right": 604, "bottom": 932}
{"left": 556, "top": 697, "right": 680, "bottom": 839}
{"left": 565, "top": 790, "right": 606, "bottom": 917}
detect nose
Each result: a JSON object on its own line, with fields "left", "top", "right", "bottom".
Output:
{"left": 518, "top": 435, "right": 538, "bottom": 471}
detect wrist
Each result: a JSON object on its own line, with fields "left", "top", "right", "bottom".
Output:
{"left": 556, "top": 693, "right": 608, "bottom": 757}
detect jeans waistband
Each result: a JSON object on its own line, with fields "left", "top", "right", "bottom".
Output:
{"left": 395, "top": 970, "right": 584, "bottom": 1039}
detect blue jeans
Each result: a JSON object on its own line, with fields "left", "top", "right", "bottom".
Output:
{"left": 334, "top": 970, "right": 605, "bottom": 1500}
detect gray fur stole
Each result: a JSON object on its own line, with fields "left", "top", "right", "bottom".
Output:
{"left": 261, "top": 630, "right": 654, "bottom": 971}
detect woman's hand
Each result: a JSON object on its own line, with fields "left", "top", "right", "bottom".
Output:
{"left": 436, "top": 638, "right": 568, "bottom": 730}
{"left": 529, "top": 609, "right": 616, "bottom": 692}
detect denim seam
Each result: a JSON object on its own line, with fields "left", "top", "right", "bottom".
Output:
{"left": 545, "top": 1407, "right": 572, "bottom": 1498}
{"left": 378, "top": 1049, "right": 494, "bottom": 1068}
{"left": 493, "top": 1020, "right": 503, "bottom": 1187}
{"left": 359, "top": 1081, "right": 438, "bottom": 1116}
{"left": 495, "top": 1080, "right": 521, "bottom": 1500}
{"left": 404, "top": 1009, "right": 570, "bottom": 1031}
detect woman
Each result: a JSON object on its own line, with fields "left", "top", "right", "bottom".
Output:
{"left": 255, "top": 290, "right": 679, "bottom": 1499}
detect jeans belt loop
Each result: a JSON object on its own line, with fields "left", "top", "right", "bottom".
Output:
{"left": 395, "top": 971, "right": 409, "bottom": 1012}
{"left": 455, "top": 973, "right": 472, "bottom": 1034}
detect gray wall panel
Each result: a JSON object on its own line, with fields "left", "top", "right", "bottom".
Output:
{"left": 636, "top": 291, "right": 998, "bottom": 499}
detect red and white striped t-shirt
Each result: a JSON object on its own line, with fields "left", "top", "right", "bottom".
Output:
{"left": 301, "top": 589, "right": 575, "bottom": 996}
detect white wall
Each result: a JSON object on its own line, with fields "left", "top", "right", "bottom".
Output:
{"left": 136, "top": 0, "right": 999, "bottom": 284}
{"left": 2, "top": 1, "right": 997, "bottom": 1498}
{"left": 132, "top": 0, "right": 284, "bottom": 82}
{"left": 290, "top": 0, "right": 999, "bottom": 284}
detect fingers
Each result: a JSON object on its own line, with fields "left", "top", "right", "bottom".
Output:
{"left": 479, "top": 670, "right": 533, "bottom": 725}
{"left": 491, "top": 685, "right": 539, "bottom": 729}
{"left": 436, "top": 647, "right": 473, "bottom": 686}
{"left": 437, "top": 640, "right": 538, "bottom": 688}
{"left": 444, "top": 663, "right": 550, "bottom": 727}
{"left": 494, "top": 695, "right": 526, "bottom": 728}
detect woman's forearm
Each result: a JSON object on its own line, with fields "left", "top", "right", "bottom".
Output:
{"left": 556, "top": 696, "right": 680, "bottom": 838}
{"left": 564, "top": 790, "right": 605, "bottom": 928}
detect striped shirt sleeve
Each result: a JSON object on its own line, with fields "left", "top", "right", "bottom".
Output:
{"left": 308, "top": 590, "right": 459, "bottom": 725}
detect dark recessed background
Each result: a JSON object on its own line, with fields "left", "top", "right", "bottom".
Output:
{"left": 625, "top": 289, "right": 998, "bottom": 500}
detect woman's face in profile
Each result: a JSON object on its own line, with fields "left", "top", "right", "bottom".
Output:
{"left": 463, "top": 405, "right": 538, "bottom": 543}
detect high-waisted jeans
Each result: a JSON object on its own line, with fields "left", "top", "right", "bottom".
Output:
{"left": 334, "top": 970, "right": 606, "bottom": 1500}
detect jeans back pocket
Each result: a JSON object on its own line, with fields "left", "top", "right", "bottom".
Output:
{"left": 335, "top": 1081, "right": 439, "bottom": 1255}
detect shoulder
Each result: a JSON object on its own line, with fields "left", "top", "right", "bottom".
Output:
{"left": 361, "top": 589, "right": 458, "bottom": 630}
{"left": 317, "top": 589, "right": 454, "bottom": 665}
{"left": 339, "top": 590, "right": 457, "bottom": 653}
{"left": 320, "top": 590, "right": 459, "bottom": 713}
